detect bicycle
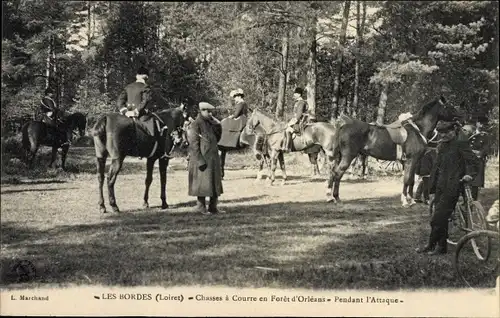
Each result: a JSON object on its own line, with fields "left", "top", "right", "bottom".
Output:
{"left": 429, "top": 180, "right": 491, "bottom": 261}
{"left": 453, "top": 229, "right": 499, "bottom": 289}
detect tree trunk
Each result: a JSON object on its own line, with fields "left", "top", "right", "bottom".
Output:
{"left": 306, "top": 22, "right": 317, "bottom": 117}
{"left": 275, "top": 32, "right": 289, "bottom": 119}
{"left": 331, "top": 0, "right": 351, "bottom": 121}
{"left": 45, "top": 44, "right": 51, "bottom": 89}
{"left": 376, "top": 83, "right": 388, "bottom": 125}
{"left": 352, "top": 1, "right": 361, "bottom": 117}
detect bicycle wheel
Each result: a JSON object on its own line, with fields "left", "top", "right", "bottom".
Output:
{"left": 467, "top": 201, "right": 492, "bottom": 261}
{"left": 447, "top": 203, "right": 467, "bottom": 245}
{"left": 454, "top": 230, "right": 499, "bottom": 289}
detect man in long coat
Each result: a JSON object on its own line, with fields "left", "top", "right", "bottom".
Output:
{"left": 468, "top": 119, "right": 490, "bottom": 201}
{"left": 187, "top": 102, "right": 224, "bottom": 215}
{"left": 416, "top": 120, "right": 479, "bottom": 255}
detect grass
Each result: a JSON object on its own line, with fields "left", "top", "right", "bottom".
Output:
{"left": 1, "top": 166, "right": 498, "bottom": 290}
{"left": 1, "top": 133, "right": 498, "bottom": 290}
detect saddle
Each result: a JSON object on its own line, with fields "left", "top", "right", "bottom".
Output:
{"left": 369, "top": 113, "right": 414, "bottom": 161}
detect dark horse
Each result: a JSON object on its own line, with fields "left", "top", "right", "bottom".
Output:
{"left": 22, "top": 112, "right": 87, "bottom": 170}
{"left": 92, "top": 105, "right": 188, "bottom": 213}
{"left": 328, "top": 96, "right": 460, "bottom": 206}
{"left": 245, "top": 109, "right": 336, "bottom": 185}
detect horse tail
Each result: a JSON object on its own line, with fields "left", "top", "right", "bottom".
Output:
{"left": 92, "top": 115, "right": 107, "bottom": 141}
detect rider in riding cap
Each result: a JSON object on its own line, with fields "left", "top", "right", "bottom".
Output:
{"left": 228, "top": 88, "right": 248, "bottom": 121}
{"left": 39, "top": 86, "right": 71, "bottom": 146}
{"left": 283, "top": 87, "right": 309, "bottom": 152}
{"left": 116, "top": 67, "right": 171, "bottom": 159}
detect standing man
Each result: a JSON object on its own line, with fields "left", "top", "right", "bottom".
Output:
{"left": 116, "top": 67, "right": 171, "bottom": 159}
{"left": 187, "top": 102, "right": 224, "bottom": 215}
{"left": 283, "top": 87, "right": 309, "bottom": 152}
{"left": 416, "top": 121, "right": 479, "bottom": 255}
{"left": 468, "top": 117, "right": 490, "bottom": 201}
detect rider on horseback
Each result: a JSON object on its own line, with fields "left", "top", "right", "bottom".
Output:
{"left": 283, "top": 87, "right": 310, "bottom": 152}
{"left": 228, "top": 88, "right": 249, "bottom": 121}
{"left": 117, "top": 67, "right": 171, "bottom": 159}
{"left": 39, "top": 86, "right": 71, "bottom": 146}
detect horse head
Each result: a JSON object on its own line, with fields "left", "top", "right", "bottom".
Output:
{"left": 245, "top": 109, "right": 261, "bottom": 135}
{"left": 64, "top": 112, "right": 87, "bottom": 138}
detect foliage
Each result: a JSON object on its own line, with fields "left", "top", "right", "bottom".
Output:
{"left": 1, "top": 1, "right": 498, "bottom": 129}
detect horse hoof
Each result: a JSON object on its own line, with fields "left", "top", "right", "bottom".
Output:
{"left": 143, "top": 202, "right": 149, "bottom": 209}
{"left": 326, "top": 196, "right": 335, "bottom": 203}
{"left": 111, "top": 206, "right": 121, "bottom": 213}
{"left": 161, "top": 204, "right": 169, "bottom": 210}
{"left": 100, "top": 206, "right": 107, "bottom": 214}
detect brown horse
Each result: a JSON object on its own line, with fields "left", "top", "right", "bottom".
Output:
{"left": 92, "top": 105, "right": 188, "bottom": 213}
{"left": 22, "top": 112, "right": 87, "bottom": 170}
{"left": 328, "top": 96, "right": 460, "bottom": 206}
{"left": 245, "top": 109, "right": 336, "bottom": 185}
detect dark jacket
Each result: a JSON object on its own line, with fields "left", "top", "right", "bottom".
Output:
{"left": 116, "top": 81, "right": 152, "bottom": 115}
{"left": 415, "top": 148, "right": 437, "bottom": 177}
{"left": 187, "top": 114, "right": 223, "bottom": 197}
{"left": 429, "top": 139, "right": 479, "bottom": 195}
{"left": 293, "top": 99, "right": 308, "bottom": 121}
{"left": 233, "top": 100, "right": 248, "bottom": 118}
{"left": 469, "top": 132, "right": 489, "bottom": 187}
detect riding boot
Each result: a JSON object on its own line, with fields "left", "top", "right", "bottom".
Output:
{"left": 284, "top": 131, "right": 292, "bottom": 152}
{"left": 428, "top": 227, "right": 447, "bottom": 255}
{"left": 208, "top": 196, "right": 225, "bottom": 214}
{"left": 196, "top": 196, "right": 208, "bottom": 215}
{"left": 416, "top": 226, "right": 439, "bottom": 253}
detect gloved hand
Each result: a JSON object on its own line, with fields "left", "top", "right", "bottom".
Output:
{"left": 199, "top": 163, "right": 207, "bottom": 171}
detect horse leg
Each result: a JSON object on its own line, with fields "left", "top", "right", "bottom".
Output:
{"left": 49, "top": 146, "right": 58, "bottom": 168}
{"left": 143, "top": 158, "right": 155, "bottom": 208}
{"left": 256, "top": 157, "right": 264, "bottom": 182}
{"left": 332, "top": 153, "right": 357, "bottom": 203}
{"left": 27, "top": 144, "right": 39, "bottom": 169}
{"left": 308, "top": 153, "right": 319, "bottom": 177}
{"left": 159, "top": 157, "right": 169, "bottom": 209}
{"left": 107, "top": 157, "right": 125, "bottom": 213}
{"left": 97, "top": 156, "right": 107, "bottom": 213}
{"left": 401, "top": 158, "right": 417, "bottom": 208}
{"left": 220, "top": 149, "right": 226, "bottom": 180}
{"left": 361, "top": 154, "right": 368, "bottom": 179}
{"left": 60, "top": 144, "right": 70, "bottom": 171}
{"left": 269, "top": 150, "right": 279, "bottom": 186}
{"left": 278, "top": 151, "right": 287, "bottom": 186}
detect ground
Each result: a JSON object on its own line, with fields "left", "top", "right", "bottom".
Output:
{"left": 1, "top": 146, "right": 499, "bottom": 290}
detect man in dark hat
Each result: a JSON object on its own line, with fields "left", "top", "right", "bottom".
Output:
{"left": 39, "top": 86, "right": 71, "bottom": 146}
{"left": 116, "top": 67, "right": 171, "bottom": 159}
{"left": 283, "top": 87, "right": 309, "bottom": 152}
{"left": 416, "top": 120, "right": 479, "bottom": 255}
{"left": 39, "top": 87, "right": 57, "bottom": 123}
{"left": 187, "top": 102, "right": 224, "bottom": 215}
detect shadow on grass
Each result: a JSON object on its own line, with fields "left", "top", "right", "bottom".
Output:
{"left": 2, "top": 188, "right": 497, "bottom": 290}
{"left": 1, "top": 187, "right": 79, "bottom": 195}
